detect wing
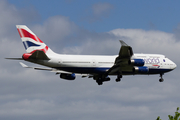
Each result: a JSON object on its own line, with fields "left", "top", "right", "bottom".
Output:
{"left": 19, "top": 62, "right": 92, "bottom": 78}
{"left": 107, "top": 40, "right": 133, "bottom": 75}
{"left": 19, "top": 62, "right": 71, "bottom": 74}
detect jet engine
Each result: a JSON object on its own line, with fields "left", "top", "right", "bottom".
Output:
{"left": 60, "top": 73, "right": 76, "bottom": 80}
{"left": 133, "top": 66, "right": 149, "bottom": 73}
{"left": 129, "top": 59, "right": 145, "bottom": 66}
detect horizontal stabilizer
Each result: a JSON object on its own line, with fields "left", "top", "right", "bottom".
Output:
{"left": 5, "top": 58, "right": 23, "bottom": 60}
{"left": 30, "top": 50, "right": 50, "bottom": 60}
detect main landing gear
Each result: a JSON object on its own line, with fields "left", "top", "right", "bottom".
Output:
{"left": 116, "top": 74, "right": 122, "bottom": 82}
{"left": 95, "top": 74, "right": 123, "bottom": 85}
{"left": 96, "top": 78, "right": 103, "bottom": 85}
{"left": 159, "top": 73, "right": 164, "bottom": 82}
{"left": 94, "top": 75, "right": 110, "bottom": 85}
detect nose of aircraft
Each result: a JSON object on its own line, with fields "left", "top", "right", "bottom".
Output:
{"left": 173, "top": 63, "right": 177, "bottom": 69}
{"left": 171, "top": 61, "right": 177, "bottom": 70}
{"left": 168, "top": 58, "right": 177, "bottom": 70}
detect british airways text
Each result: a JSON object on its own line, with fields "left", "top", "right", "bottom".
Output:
{"left": 143, "top": 58, "right": 160, "bottom": 64}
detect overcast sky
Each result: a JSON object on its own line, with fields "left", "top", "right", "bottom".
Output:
{"left": 1, "top": 0, "right": 180, "bottom": 120}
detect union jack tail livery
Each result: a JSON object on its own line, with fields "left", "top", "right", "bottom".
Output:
{"left": 16, "top": 25, "right": 55, "bottom": 55}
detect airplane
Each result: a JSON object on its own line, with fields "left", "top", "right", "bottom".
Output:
{"left": 6, "top": 25, "right": 177, "bottom": 85}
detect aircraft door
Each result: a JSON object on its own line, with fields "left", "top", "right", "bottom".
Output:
{"left": 58, "top": 59, "right": 62, "bottom": 67}
{"left": 92, "top": 59, "right": 96, "bottom": 67}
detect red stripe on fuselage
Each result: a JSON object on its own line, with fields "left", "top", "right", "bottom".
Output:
{"left": 153, "top": 65, "right": 160, "bottom": 66}
{"left": 17, "top": 28, "right": 43, "bottom": 43}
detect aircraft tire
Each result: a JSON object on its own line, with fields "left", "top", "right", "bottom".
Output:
{"left": 159, "top": 78, "right": 164, "bottom": 82}
{"left": 116, "top": 78, "right": 121, "bottom": 82}
{"left": 96, "top": 80, "right": 103, "bottom": 85}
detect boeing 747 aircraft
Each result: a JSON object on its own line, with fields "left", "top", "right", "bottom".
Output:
{"left": 6, "top": 25, "right": 177, "bottom": 85}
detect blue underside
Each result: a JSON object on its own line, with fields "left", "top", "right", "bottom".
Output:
{"left": 55, "top": 67, "right": 172, "bottom": 75}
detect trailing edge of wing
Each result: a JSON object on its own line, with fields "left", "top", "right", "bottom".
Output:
{"left": 19, "top": 62, "right": 92, "bottom": 77}
{"left": 19, "top": 62, "right": 71, "bottom": 74}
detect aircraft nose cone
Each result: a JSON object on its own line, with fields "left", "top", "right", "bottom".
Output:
{"left": 171, "top": 61, "right": 177, "bottom": 70}
{"left": 173, "top": 63, "right": 177, "bottom": 69}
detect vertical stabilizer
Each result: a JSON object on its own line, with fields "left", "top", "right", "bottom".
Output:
{"left": 16, "top": 25, "right": 55, "bottom": 55}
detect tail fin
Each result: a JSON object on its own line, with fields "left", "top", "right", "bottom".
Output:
{"left": 16, "top": 25, "right": 55, "bottom": 55}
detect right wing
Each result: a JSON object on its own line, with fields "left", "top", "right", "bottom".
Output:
{"left": 107, "top": 40, "right": 133, "bottom": 75}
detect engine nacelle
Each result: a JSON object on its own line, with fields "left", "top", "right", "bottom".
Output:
{"left": 133, "top": 66, "right": 149, "bottom": 73}
{"left": 129, "top": 59, "right": 145, "bottom": 66}
{"left": 60, "top": 73, "right": 76, "bottom": 80}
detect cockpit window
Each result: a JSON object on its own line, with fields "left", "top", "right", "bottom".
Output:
{"left": 163, "top": 59, "right": 165, "bottom": 62}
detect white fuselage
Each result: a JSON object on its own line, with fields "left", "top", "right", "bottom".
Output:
{"left": 33, "top": 53, "right": 176, "bottom": 75}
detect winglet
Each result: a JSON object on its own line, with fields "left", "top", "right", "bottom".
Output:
{"left": 119, "top": 40, "right": 128, "bottom": 46}
{"left": 118, "top": 40, "right": 133, "bottom": 58}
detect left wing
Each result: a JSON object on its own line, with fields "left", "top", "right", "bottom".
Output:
{"left": 19, "top": 62, "right": 71, "bottom": 74}
{"left": 107, "top": 40, "right": 133, "bottom": 75}
{"left": 19, "top": 62, "right": 91, "bottom": 78}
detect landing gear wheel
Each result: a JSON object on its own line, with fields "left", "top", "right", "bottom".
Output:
{"left": 96, "top": 80, "right": 103, "bottom": 85}
{"left": 116, "top": 74, "right": 122, "bottom": 82}
{"left": 159, "top": 78, "right": 164, "bottom": 82}
{"left": 116, "top": 78, "right": 121, "bottom": 82}
{"left": 159, "top": 74, "right": 164, "bottom": 82}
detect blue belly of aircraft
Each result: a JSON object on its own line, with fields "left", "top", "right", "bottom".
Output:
{"left": 55, "top": 67, "right": 172, "bottom": 75}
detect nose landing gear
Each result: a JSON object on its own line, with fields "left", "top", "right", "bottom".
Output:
{"left": 159, "top": 73, "right": 164, "bottom": 82}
